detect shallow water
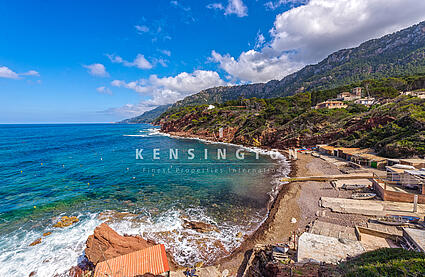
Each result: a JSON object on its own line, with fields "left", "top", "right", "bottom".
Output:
{"left": 0, "top": 124, "right": 289, "bottom": 276}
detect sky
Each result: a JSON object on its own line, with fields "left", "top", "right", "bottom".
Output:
{"left": 1, "top": 0, "right": 425, "bottom": 123}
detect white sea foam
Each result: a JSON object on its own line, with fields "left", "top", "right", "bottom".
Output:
{"left": 0, "top": 213, "right": 102, "bottom": 277}
{"left": 0, "top": 206, "right": 258, "bottom": 276}
{"left": 124, "top": 128, "right": 170, "bottom": 138}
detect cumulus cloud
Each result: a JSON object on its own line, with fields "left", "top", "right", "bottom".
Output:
{"left": 0, "top": 66, "right": 20, "bottom": 79}
{"left": 83, "top": 63, "right": 109, "bottom": 77}
{"left": 0, "top": 66, "right": 40, "bottom": 79}
{"left": 211, "top": 50, "right": 302, "bottom": 83}
{"left": 108, "top": 70, "right": 228, "bottom": 116}
{"left": 96, "top": 86, "right": 112, "bottom": 95}
{"left": 211, "top": 0, "right": 425, "bottom": 83}
{"left": 207, "top": 0, "right": 248, "bottom": 17}
{"left": 107, "top": 54, "right": 153, "bottom": 69}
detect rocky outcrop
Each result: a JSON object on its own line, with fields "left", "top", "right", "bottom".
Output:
{"left": 85, "top": 223, "right": 154, "bottom": 265}
{"left": 53, "top": 216, "right": 79, "bottom": 228}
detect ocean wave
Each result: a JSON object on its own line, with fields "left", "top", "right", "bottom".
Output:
{"left": 0, "top": 206, "right": 260, "bottom": 276}
{"left": 0, "top": 213, "right": 102, "bottom": 277}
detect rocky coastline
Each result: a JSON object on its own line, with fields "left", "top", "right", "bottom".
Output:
{"left": 61, "top": 128, "right": 295, "bottom": 276}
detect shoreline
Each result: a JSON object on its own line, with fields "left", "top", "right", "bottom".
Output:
{"left": 160, "top": 131, "right": 299, "bottom": 271}
{"left": 160, "top": 130, "right": 359, "bottom": 276}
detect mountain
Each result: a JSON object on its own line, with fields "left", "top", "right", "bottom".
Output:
{"left": 119, "top": 104, "right": 171, "bottom": 124}
{"left": 171, "top": 21, "right": 425, "bottom": 109}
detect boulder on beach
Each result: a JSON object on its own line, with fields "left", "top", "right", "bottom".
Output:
{"left": 85, "top": 223, "right": 154, "bottom": 265}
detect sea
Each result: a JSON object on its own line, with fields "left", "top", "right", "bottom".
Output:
{"left": 0, "top": 124, "right": 290, "bottom": 276}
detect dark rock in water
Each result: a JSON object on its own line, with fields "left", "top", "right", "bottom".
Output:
{"left": 43, "top": 232, "right": 52, "bottom": 236}
{"left": 29, "top": 238, "right": 42, "bottom": 246}
{"left": 29, "top": 271, "right": 36, "bottom": 277}
{"left": 67, "top": 266, "right": 85, "bottom": 277}
{"left": 182, "top": 219, "right": 219, "bottom": 233}
{"left": 85, "top": 223, "right": 154, "bottom": 265}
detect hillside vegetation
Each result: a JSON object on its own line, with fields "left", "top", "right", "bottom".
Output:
{"left": 155, "top": 75, "right": 425, "bottom": 158}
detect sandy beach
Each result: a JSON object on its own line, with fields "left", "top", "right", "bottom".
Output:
{"left": 215, "top": 152, "right": 369, "bottom": 275}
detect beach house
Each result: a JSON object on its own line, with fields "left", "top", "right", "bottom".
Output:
{"left": 315, "top": 100, "right": 347, "bottom": 109}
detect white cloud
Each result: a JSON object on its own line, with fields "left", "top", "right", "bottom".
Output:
{"left": 109, "top": 70, "right": 228, "bottom": 116}
{"left": 0, "top": 66, "right": 19, "bottom": 79}
{"left": 21, "top": 70, "right": 40, "bottom": 76}
{"left": 264, "top": 0, "right": 308, "bottom": 10}
{"left": 254, "top": 31, "right": 265, "bottom": 50}
{"left": 211, "top": 0, "right": 425, "bottom": 83}
{"left": 158, "top": 49, "right": 171, "bottom": 56}
{"left": 96, "top": 86, "right": 112, "bottom": 95}
{"left": 207, "top": 0, "right": 248, "bottom": 17}
{"left": 207, "top": 3, "right": 224, "bottom": 10}
{"left": 107, "top": 54, "right": 153, "bottom": 70}
{"left": 211, "top": 50, "right": 302, "bottom": 83}
{"left": 83, "top": 63, "right": 109, "bottom": 77}
{"left": 225, "top": 0, "right": 248, "bottom": 17}
{"left": 135, "top": 25, "right": 149, "bottom": 33}
{"left": 0, "top": 66, "right": 40, "bottom": 79}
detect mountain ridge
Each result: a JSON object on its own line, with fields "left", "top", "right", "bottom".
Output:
{"left": 122, "top": 21, "right": 425, "bottom": 123}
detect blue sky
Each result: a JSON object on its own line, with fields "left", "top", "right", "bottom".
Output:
{"left": 1, "top": 0, "right": 425, "bottom": 123}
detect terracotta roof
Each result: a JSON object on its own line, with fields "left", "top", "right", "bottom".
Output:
{"left": 94, "top": 244, "right": 169, "bottom": 277}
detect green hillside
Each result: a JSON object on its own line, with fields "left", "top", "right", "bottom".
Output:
{"left": 155, "top": 75, "right": 425, "bottom": 158}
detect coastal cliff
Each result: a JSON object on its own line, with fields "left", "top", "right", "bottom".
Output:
{"left": 156, "top": 93, "right": 425, "bottom": 158}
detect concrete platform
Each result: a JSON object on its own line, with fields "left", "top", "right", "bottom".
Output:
{"left": 320, "top": 197, "right": 425, "bottom": 217}
{"left": 297, "top": 232, "right": 365, "bottom": 264}
{"left": 310, "top": 220, "right": 357, "bottom": 241}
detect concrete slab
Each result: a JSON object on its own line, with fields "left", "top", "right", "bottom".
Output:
{"left": 320, "top": 197, "right": 385, "bottom": 216}
{"left": 360, "top": 233, "right": 394, "bottom": 251}
{"left": 403, "top": 228, "right": 425, "bottom": 252}
{"left": 297, "top": 233, "right": 365, "bottom": 264}
{"left": 310, "top": 220, "right": 357, "bottom": 241}
{"left": 320, "top": 197, "right": 425, "bottom": 217}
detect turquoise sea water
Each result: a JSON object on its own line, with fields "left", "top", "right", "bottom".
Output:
{"left": 0, "top": 124, "right": 289, "bottom": 276}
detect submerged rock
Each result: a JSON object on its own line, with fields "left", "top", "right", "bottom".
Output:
{"left": 53, "top": 216, "right": 79, "bottom": 228}
{"left": 85, "top": 223, "right": 154, "bottom": 265}
{"left": 29, "top": 238, "right": 42, "bottom": 246}
{"left": 182, "top": 219, "right": 219, "bottom": 233}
